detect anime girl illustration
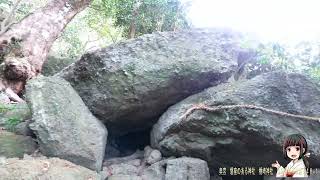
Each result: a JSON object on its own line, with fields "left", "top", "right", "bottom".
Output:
{"left": 272, "top": 134, "right": 310, "bottom": 177}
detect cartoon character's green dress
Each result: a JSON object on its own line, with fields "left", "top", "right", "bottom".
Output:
{"left": 276, "top": 158, "right": 308, "bottom": 177}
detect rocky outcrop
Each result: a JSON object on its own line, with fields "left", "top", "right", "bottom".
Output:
{"left": 59, "top": 29, "right": 243, "bottom": 135}
{"left": 26, "top": 76, "right": 108, "bottom": 171}
{"left": 0, "top": 130, "right": 37, "bottom": 158}
{"left": 151, "top": 72, "right": 320, "bottom": 170}
{"left": 0, "top": 156, "right": 101, "bottom": 180}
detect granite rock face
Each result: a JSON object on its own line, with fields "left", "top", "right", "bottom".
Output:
{"left": 60, "top": 29, "right": 243, "bottom": 135}
{"left": 26, "top": 76, "right": 108, "bottom": 171}
{"left": 151, "top": 72, "right": 320, "bottom": 170}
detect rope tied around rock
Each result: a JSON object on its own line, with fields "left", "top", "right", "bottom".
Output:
{"left": 180, "top": 103, "right": 320, "bottom": 123}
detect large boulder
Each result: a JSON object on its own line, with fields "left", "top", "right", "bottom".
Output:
{"left": 0, "top": 156, "right": 101, "bottom": 180}
{"left": 26, "top": 76, "right": 108, "bottom": 171}
{"left": 59, "top": 29, "right": 243, "bottom": 135}
{"left": 151, "top": 72, "right": 320, "bottom": 170}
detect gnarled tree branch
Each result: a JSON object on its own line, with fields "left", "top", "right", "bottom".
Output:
{"left": 0, "top": 0, "right": 22, "bottom": 36}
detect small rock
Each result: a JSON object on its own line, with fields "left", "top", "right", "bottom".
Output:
{"left": 146, "top": 150, "right": 162, "bottom": 165}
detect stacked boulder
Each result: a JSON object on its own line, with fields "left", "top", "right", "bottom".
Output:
{"left": 59, "top": 29, "right": 242, "bottom": 135}
{"left": 1, "top": 29, "right": 319, "bottom": 180}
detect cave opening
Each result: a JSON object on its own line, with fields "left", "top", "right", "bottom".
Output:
{"left": 105, "top": 127, "right": 151, "bottom": 159}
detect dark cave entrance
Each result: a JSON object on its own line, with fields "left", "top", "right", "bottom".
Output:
{"left": 105, "top": 127, "right": 151, "bottom": 159}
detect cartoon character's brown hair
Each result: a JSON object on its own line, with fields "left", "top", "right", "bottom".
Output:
{"left": 283, "top": 134, "right": 310, "bottom": 175}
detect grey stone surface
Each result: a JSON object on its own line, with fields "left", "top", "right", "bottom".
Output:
{"left": 108, "top": 163, "right": 139, "bottom": 175}
{"left": 0, "top": 157, "right": 101, "bottom": 180}
{"left": 26, "top": 76, "right": 108, "bottom": 171}
{"left": 13, "top": 120, "right": 33, "bottom": 136}
{"left": 0, "top": 130, "right": 37, "bottom": 158}
{"left": 165, "top": 157, "right": 210, "bottom": 180}
{"left": 60, "top": 29, "right": 243, "bottom": 135}
{"left": 102, "top": 154, "right": 210, "bottom": 180}
{"left": 140, "top": 160, "right": 166, "bottom": 180}
{"left": 151, "top": 72, "right": 320, "bottom": 170}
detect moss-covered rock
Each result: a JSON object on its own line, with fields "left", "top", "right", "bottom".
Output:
{"left": 151, "top": 72, "right": 320, "bottom": 170}
{"left": 60, "top": 29, "right": 244, "bottom": 135}
{"left": 26, "top": 76, "right": 108, "bottom": 171}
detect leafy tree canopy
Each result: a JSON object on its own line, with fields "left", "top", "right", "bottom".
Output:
{"left": 101, "top": 0, "right": 191, "bottom": 38}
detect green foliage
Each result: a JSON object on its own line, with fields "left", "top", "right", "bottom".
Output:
{"left": 102, "top": 0, "right": 191, "bottom": 38}
{"left": 85, "top": 0, "right": 123, "bottom": 43}
{"left": 50, "top": 0, "right": 123, "bottom": 59}
{"left": 241, "top": 38, "right": 320, "bottom": 83}
{"left": 4, "top": 116, "right": 21, "bottom": 131}
{"left": 0, "top": 0, "right": 47, "bottom": 21}
{"left": 0, "top": 104, "right": 21, "bottom": 131}
{"left": 2, "top": 0, "right": 190, "bottom": 60}
{"left": 0, "top": 103, "right": 12, "bottom": 113}
{"left": 59, "top": 23, "right": 85, "bottom": 59}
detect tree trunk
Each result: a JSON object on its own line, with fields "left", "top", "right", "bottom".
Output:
{"left": 0, "top": 0, "right": 91, "bottom": 95}
{"left": 128, "top": 1, "right": 141, "bottom": 39}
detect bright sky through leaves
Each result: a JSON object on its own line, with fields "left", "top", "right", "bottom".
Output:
{"left": 187, "top": 0, "right": 320, "bottom": 43}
